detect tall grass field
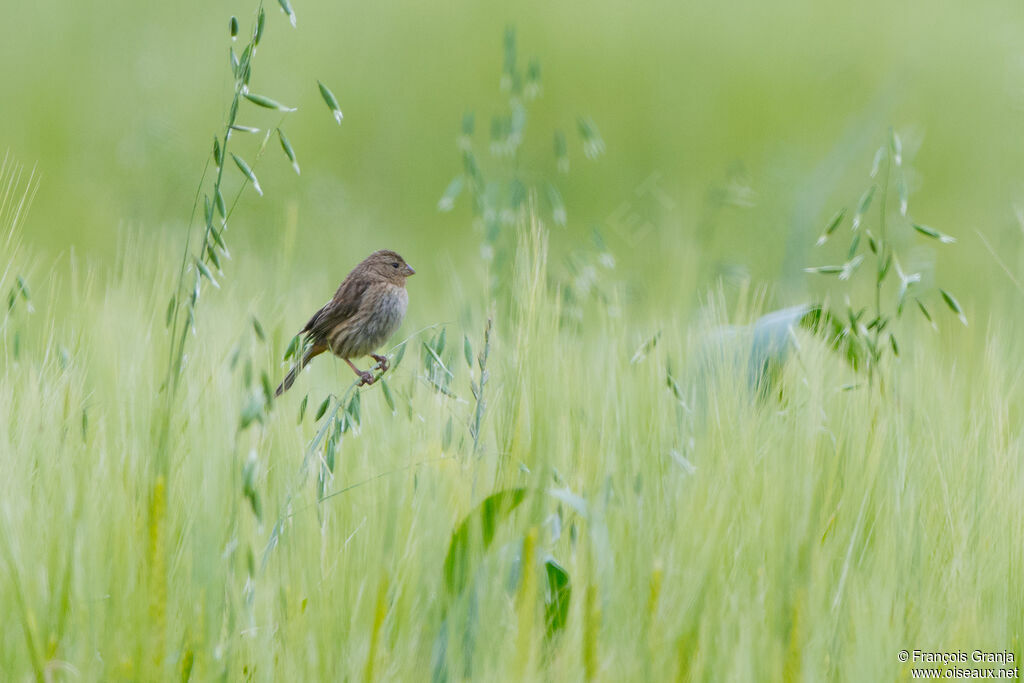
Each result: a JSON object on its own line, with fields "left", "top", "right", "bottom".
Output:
{"left": 2, "top": 0, "right": 1023, "bottom": 681}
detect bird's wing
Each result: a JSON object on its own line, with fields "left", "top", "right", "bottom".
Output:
{"left": 298, "top": 300, "right": 331, "bottom": 335}
{"left": 300, "top": 275, "right": 370, "bottom": 339}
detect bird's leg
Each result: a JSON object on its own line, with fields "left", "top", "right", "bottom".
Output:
{"left": 370, "top": 353, "right": 389, "bottom": 372}
{"left": 345, "top": 358, "right": 375, "bottom": 386}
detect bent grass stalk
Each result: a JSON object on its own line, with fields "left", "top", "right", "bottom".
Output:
{"left": 149, "top": 0, "right": 351, "bottom": 671}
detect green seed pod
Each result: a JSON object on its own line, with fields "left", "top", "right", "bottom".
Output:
{"left": 912, "top": 223, "right": 956, "bottom": 244}
{"left": 314, "top": 397, "right": 330, "bottom": 421}
{"left": 231, "top": 153, "right": 263, "bottom": 196}
{"left": 244, "top": 92, "right": 296, "bottom": 112}
{"left": 255, "top": 8, "right": 266, "bottom": 44}
{"left": 939, "top": 289, "right": 967, "bottom": 326}
{"left": 317, "top": 81, "right": 343, "bottom": 124}
{"left": 276, "top": 128, "right": 300, "bottom": 175}
{"left": 278, "top": 0, "right": 296, "bottom": 27}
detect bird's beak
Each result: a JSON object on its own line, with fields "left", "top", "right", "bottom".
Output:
{"left": 405, "top": 264, "right": 415, "bottom": 276}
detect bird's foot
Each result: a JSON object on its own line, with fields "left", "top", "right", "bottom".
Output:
{"left": 358, "top": 370, "right": 376, "bottom": 386}
{"left": 371, "top": 353, "right": 389, "bottom": 372}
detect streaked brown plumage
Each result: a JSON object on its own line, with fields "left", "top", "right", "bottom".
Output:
{"left": 275, "top": 249, "right": 414, "bottom": 396}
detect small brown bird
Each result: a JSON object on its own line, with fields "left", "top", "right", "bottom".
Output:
{"left": 275, "top": 249, "right": 415, "bottom": 396}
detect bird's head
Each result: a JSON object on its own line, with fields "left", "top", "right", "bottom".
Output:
{"left": 360, "top": 249, "right": 415, "bottom": 285}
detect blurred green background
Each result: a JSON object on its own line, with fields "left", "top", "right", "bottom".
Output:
{"left": 2, "top": 0, "right": 1022, "bottom": 316}
{"left": 4, "top": 4, "right": 1024, "bottom": 678}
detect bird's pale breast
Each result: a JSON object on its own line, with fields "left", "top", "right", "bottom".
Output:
{"left": 328, "top": 284, "right": 407, "bottom": 358}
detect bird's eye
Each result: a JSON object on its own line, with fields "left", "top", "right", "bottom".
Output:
{"left": 391, "top": 262, "right": 399, "bottom": 268}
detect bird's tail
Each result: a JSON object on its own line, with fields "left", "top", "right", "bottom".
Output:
{"left": 275, "top": 344, "right": 326, "bottom": 396}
